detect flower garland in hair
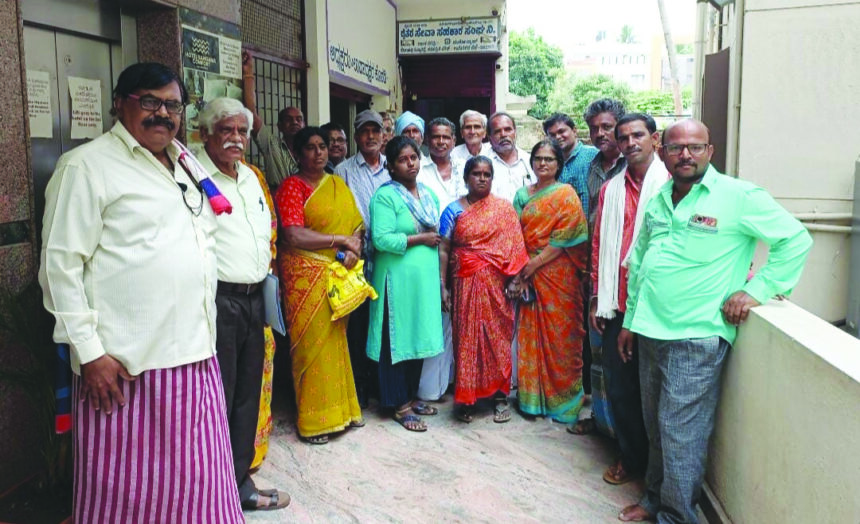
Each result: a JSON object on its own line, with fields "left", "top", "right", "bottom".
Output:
{"left": 172, "top": 139, "right": 233, "bottom": 215}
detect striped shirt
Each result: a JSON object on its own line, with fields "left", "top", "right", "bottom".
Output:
{"left": 334, "top": 152, "right": 390, "bottom": 226}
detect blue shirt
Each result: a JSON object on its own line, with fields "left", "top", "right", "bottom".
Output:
{"left": 558, "top": 141, "right": 599, "bottom": 215}
{"left": 334, "top": 152, "right": 389, "bottom": 226}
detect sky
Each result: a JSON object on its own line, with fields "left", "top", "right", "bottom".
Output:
{"left": 506, "top": 0, "right": 698, "bottom": 57}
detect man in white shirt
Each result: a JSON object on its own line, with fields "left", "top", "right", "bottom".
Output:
{"left": 198, "top": 97, "right": 289, "bottom": 511}
{"left": 39, "top": 63, "right": 243, "bottom": 523}
{"left": 487, "top": 111, "right": 535, "bottom": 202}
{"left": 450, "top": 109, "right": 492, "bottom": 163}
{"left": 416, "top": 117, "right": 465, "bottom": 402}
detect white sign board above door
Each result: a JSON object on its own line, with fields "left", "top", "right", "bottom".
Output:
{"left": 398, "top": 17, "right": 500, "bottom": 56}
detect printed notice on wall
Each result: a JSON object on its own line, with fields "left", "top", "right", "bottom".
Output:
{"left": 27, "top": 70, "right": 53, "bottom": 138}
{"left": 182, "top": 26, "right": 241, "bottom": 80}
{"left": 68, "top": 76, "right": 103, "bottom": 140}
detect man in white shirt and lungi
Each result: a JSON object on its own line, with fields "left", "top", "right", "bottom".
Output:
{"left": 39, "top": 63, "right": 243, "bottom": 523}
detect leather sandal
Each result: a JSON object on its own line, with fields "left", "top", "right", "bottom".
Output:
{"left": 241, "top": 489, "right": 291, "bottom": 511}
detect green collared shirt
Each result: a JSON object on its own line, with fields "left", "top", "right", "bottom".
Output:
{"left": 623, "top": 165, "right": 812, "bottom": 344}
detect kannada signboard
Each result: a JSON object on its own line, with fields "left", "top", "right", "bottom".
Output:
{"left": 327, "top": 0, "right": 395, "bottom": 94}
{"left": 398, "top": 17, "right": 500, "bottom": 56}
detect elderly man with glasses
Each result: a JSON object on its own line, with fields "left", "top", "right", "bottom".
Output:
{"left": 39, "top": 63, "right": 245, "bottom": 523}
{"left": 617, "top": 119, "right": 812, "bottom": 523}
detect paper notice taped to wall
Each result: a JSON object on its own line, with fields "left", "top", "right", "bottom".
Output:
{"left": 27, "top": 70, "right": 53, "bottom": 138}
{"left": 68, "top": 76, "right": 103, "bottom": 140}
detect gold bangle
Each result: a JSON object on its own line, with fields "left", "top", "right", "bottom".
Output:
{"left": 330, "top": 235, "right": 336, "bottom": 247}
{"left": 243, "top": 74, "right": 254, "bottom": 79}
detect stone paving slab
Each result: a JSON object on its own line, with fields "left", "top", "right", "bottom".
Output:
{"left": 245, "top": 395, "right": 644, "bottom": 523}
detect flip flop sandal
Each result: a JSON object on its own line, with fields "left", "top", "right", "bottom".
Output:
{"left": 412, "top": 402, "right": 439, "bottom": 416}
{"left": 304, "top": 434, "right": 329, "bottom": 445}
{"left": 393, "top": 413, "right": 427, "bottom": 432}
{"left": 603, "top": 462, "right": 634, "bottom": 485}
{"left": 349, "top": 419, "right": 366, "bottom": 428}
{"left": 241, "top": 489, "right": 291, "bottom": 511}
{"left": 567, "top": 417, "right": 596, "bottom": 435}
{"left": 456, "top": 406, "right": 475, "bottom": 423}
{"left": 493, "top": 401, "right": 512, "bottom": 423}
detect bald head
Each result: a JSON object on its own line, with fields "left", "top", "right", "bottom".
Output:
{"left": 661, "top": 118, "right": 711, "bottom": 145}
{"left": 659, "top": 118, "right": 714, "bottom": 184}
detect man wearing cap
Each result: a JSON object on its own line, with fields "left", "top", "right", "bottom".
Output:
{"left": 334, "top": 109, "right": 390, "bottom": 406}
{"left": 451, "top": 109, "right": 492, "bottom": 163}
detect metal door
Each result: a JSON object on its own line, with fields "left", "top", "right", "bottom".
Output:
{"left": 23, "top": 26, "right": 118, "bottom": 225}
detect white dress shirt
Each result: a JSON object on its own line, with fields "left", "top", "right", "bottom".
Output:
{"left": 488, "top": 147, "right": 536, "bottom": 202}
{"left": 450, "top": 142, "right": 492, "bottom": 163}
{"left": 199, "top": 150, "right": 272, "bottom": 284}
{"left": 417, "top": 155, "right": 467, "bottom": 210}
{"left": 39, "top": 122, "right": 218, "bottom": 375}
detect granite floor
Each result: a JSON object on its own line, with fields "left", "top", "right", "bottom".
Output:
{"left": 245, "top": 391, "right": 645, "bottom": 524}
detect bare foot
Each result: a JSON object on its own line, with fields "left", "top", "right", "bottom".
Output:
{"left": 618, "top": 504, "right": 654, "bottom": 522}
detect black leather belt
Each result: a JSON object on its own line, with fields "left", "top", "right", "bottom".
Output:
{"left": 217, "top": 280, "right": 263, "bottom": 295}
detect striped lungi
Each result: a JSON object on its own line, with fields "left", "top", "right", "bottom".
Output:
{"left": 72, "top": 357, "right": 244, "bottom": 523}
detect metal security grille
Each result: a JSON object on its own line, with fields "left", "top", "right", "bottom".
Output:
{"left": 241, "top": 0, "right": 303, "bottom": 61}
{"left": 247, "top": 55, "right": 304, "bottom": 169}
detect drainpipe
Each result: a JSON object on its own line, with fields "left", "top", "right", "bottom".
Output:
{"left": 724, "top": 0, "right": 745, "bottom": 176}
{"left": 692, "top": 0, "right": 709, "bottom": 120}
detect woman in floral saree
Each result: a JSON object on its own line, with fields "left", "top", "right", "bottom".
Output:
{"left": 439, "top": 156, "right": 528, "bottom": 423}
{"left": 513, "top": 140, "right": 589, "bottom": 424}
{"left": 275, "top": 127, "right": 364, "bottom": 444}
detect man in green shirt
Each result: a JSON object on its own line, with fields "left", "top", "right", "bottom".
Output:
{"left": 617, "top": 119, "right": 812, "bottom": 523}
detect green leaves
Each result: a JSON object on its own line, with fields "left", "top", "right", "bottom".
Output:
{"left": 509, "top": 28, "right": 564, "bottom": 118}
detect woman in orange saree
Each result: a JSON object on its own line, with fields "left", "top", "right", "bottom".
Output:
{"left": 275, "top": 127, "right": 364, "bottom": 444}
{"left": 439, "top": 156, "right": 529, "bottom": 423}
{"left": 513, "top": 140, "right": 589, "bottom": 424}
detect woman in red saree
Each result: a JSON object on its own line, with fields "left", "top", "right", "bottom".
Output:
{"left": 439, "top": 156, "right": 529, "bottom": 423}
{"left": 513, "top": 140, "right": 589, "bottom": 424}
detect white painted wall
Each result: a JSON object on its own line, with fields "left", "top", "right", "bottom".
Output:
{"left": 707, "top": 301, "right": 860, "bottom": 522}
{"left": 735, "top": 1, "right": 860, "bottom": 321}
{"left": 304, "top": 0, "right": 399, "bottom": 122}
{"left": 395, "top": 0, "right": 510, "bottom": 111}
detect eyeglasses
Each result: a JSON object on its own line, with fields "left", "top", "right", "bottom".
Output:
{"left": 533, "top": 156, "right": 558, "bottom": 164}
{"left": 663, "top": 143, "right": 708, "bottom": 156}
{"left": 127, "top": 93, "right": 185, "bottom": 115}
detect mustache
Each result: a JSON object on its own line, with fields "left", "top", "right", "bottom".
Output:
{"left": 223, "top": 141, "right": 244, "bottom": 150}
{"left": 142, "top": 116, "right": 175, "bottom": 130}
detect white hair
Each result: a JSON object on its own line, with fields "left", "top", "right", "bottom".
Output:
{"left": 459, "top": 109, "right": 488, "bottom": 129}
{"left": 198, "top": 97, "right": 253, "bottom": 138}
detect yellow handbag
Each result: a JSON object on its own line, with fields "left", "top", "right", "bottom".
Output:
{"left": 327, "top": 259, "right": 378, "bottom": 320}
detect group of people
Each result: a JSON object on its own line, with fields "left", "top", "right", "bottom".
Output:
{"left": 38, "top": 55, "right": 812, "bottom": 524}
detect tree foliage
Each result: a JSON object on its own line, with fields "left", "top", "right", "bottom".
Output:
{"left": 548, "top": 73, "right": 632, "bottom": 125}
{"left": 618, "top": 25, "right": 637, "bottom": 44}
{"left": 508, "top": 28, "right": 564, "bottom": 118}
{"left": 628, "top": 87, "right": 692, "bottom": 116}
{"left": 548, "top": 73, "right": 693, "bottom": 123}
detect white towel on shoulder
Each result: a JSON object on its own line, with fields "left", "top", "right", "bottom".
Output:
{"left": 595, "top": 155, "right": 668, "bottom": 319}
